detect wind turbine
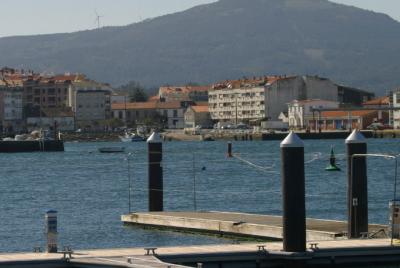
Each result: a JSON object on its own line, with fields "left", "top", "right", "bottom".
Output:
{"left": 94, "top": 10, "right": 104, "bottom": 29}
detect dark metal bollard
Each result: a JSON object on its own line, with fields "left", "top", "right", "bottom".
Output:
{"left": 345, "top": 130, "right": 368, "bottom": 238}
{"left": 227, "top": 142, "right": 233, "bottom": 158}
{"left": 281, "top": 132, "right": 306, "bottom": 252}
{"left": 147, "top": 132, "right": 163, "bottom": 211}
{"left": 45, "top": 210, "right": 58, "bottom": 253}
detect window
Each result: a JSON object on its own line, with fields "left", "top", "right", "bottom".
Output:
{"left": 173, "top": 110, "right": 178, "bottom": 117}
{"left": 396, "top": 93, "right": 400, "bottom": 104}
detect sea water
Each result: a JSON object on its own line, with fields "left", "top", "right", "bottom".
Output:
{"left": 0, "top": 139, "right": 399, "bottom": 252}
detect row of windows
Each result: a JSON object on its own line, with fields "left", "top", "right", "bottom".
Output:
{"left": 212, "top": 110, "right": 265, "bottom": 116}
{"left": 27, "top": 88, "right": 68, "bottom": 94}
{"left": 209, "top": 91, "right": 264, "bottom": 98}
{"left": 115, "top": 109, "right": 179, "bottom": 119}
{"left": 32, "top": 96, "right": 67, "bottom": 103}
{"left": 4, "top": 94, "right": 22, "bottom": 99}
{"left": 209, "top": 101, "right": 265, "bottom": 108}
{"left": 77, "top": 104, "right": 104, "bottom": 108}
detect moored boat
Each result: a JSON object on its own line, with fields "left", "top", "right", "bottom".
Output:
{"left": 119, "top": 132, "right": 145, "bottom": 142}
{"left": 98, "top": 147, "right": 125, "bottom": 153}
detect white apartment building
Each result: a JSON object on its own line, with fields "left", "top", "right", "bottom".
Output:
{"left": 208, "top": 86, "right": 266, "bottom": 124}
{"left": 392, "top": 91, "right": 400, "bottom": 129}
{"left": 288, "top": 99, "right": 339, "bottom": 129}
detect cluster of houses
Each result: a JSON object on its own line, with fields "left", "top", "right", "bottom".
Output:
{"left": 0, "top": 66, "right": 398, "bottom": 134}
{"left": 0, "top": 67, "right": 112, "bottom": 133}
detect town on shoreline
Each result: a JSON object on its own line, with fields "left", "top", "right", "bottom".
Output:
{"left": 0, "top": 67, "right": 398, "bottom": 142}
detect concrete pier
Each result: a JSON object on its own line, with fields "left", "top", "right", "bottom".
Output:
{"left": 1, "top": 239, "right": 399, "bottom": 268}
{"left": 121, "top": 211, "right": 387, "bottom": 241}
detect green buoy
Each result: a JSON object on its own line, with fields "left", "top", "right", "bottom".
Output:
{"left": 326, "top": 147, "right": 341, "bottom": 171}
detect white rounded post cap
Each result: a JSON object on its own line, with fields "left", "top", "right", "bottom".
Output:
{"left": 147, "top": 132, "right": 162, "bottom": 143}
{"left": 280, "top": 131, "right": 304, "bottom": 148}
{"left": 345, "top": 130, "right": 366, "bottom": 144}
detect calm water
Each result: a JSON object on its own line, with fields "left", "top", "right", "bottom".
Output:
{"left": 0, "top": 138, "right": 399, "bottom": 252}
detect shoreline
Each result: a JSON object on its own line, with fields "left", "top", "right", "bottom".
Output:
{"left": 56, "top": 129, "right": 400, "bottom": 142}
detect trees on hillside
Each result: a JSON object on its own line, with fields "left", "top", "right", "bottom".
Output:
{"left": 118, "top": 81, "right": 148, "bottom": 102}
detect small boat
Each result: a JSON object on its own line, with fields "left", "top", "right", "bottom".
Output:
{"left": 98, "top": 147, "right": 125, "bottom": 153}
{"left": 119, "top": 132, "right": 145, "bottom": 142}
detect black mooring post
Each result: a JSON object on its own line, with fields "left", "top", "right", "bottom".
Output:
{"left": 147, "top": 132, "right": 163, "bottom": 211}
{"left": 227, "top": 142, "right": 233, "bottom": 158}
{"left": 281, "top": 132, "right": 306, "bottom": 252}
{"left": 346, "top": 130, "right": 368, "bottom": 238}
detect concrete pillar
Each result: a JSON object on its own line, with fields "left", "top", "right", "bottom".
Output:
{"left": 280, "top": 132, "right": 306, "bottom": 252}
{"left": 345, "top": 130, "right": 368, "bottom": 238}
{"left": 45, "top": 210, "right": 58, "bottom": 253}
{"left": 227, "top": 142, "right": 233, "bottom": 158}
{"left": 147, "top": 132, "right": 163, "bottom": 211}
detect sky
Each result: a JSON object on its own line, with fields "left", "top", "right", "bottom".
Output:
{"left": 0, "top": 0, "right": 399, "bottom": 38}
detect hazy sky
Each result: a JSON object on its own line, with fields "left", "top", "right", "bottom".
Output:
{"left": 0, "top": 0, "right": 399, "bottom": 38}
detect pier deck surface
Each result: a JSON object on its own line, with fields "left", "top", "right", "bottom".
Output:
{"left": 122, "top": 211, "right": 387, "bottom": 241}
{"left": 0, "top": 239, "right": 397, "bottom": 267}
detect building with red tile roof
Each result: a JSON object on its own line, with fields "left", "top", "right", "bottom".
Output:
{"left": 363, "top": 96, "right": 390, "bottom": 107}
{"left": 184, "top": 105, "right": 212, "bottom": 132}
{"left": 112, "top": 100, "right": 193, "bottom": 129}
{"left": 306, "top": 110, "right": 382, "bottom": 130}
{"left": 191, "top": 105, "right": 209, "bottom": 113}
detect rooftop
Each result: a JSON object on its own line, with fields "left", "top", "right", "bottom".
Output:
{"left": 211, "top": 75, "right": 296, "bottom": 90}
{"left": 321, "top": 110, "right": 377, "bottom": 118}
{"left": 112, "top": 101, "right": 183, "bottom": 110}
{"left": 290, "top": 99, "right": 338, "bottom": 104}
{"left": 191, "top": 105, "right": 209, "bottom": 113}
{"left": 159, "top": 86, "right": 211, "bottom": 95}
{"left": 363, "top": 96, "right": 390, "bottom": 106}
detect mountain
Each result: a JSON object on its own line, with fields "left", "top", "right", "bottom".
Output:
{"left": 1, "top": 0, "right": 400, "bottom": 95}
